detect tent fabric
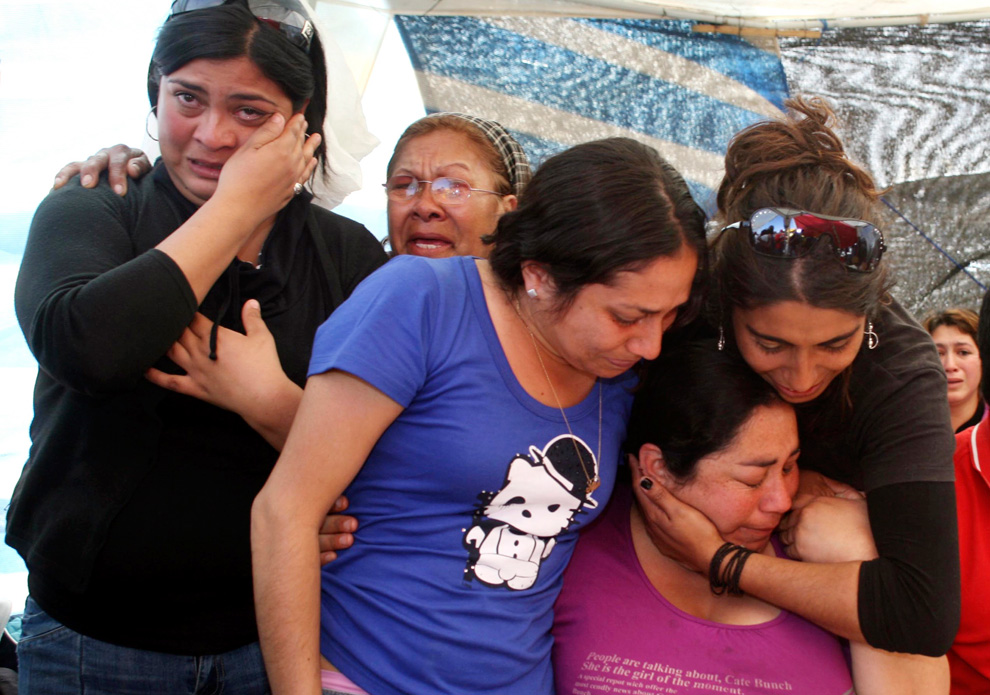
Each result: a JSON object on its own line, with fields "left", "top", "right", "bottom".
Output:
{"left": 779, "top": 21, "right": 990, "bottom": 188}
{"left": 779, "top": 20, "right": 990, "bottom": 314}
{"left": 396, "top": 16, "right": 790, "bottom": 207}
{"left": 882, "top": 172, "right": 990, "bottom": 316}
{"left": 395, "top": 14, "right": 990, "bottom": 314}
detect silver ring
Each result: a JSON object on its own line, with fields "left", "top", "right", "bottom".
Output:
{"left": 293, "top": 182, "right": 304, "bottom": 196}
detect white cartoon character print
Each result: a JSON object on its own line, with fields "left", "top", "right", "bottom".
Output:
{"left": 463, "top": 434, "right": 599, "bottom": 590}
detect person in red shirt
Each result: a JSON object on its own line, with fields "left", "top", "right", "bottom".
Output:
{"left": 949, "top": 289, "right": 990, "bottom": 694}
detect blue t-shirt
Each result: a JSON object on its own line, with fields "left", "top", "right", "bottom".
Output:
{"left": 308, "top": 255, "right": 636, "bottom": 695}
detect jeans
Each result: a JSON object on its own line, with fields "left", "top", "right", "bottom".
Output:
{"left": 17, "top": 597, "right": 271, "bottom": 695}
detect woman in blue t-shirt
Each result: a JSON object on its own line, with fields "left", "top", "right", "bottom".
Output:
{"left": 251, "top": 137, "right": 706, "bottom": 695}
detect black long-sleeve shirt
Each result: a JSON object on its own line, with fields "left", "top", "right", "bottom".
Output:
{"left": 796, "top": 298, "right": 960, "bottom": 656}
{"left": 10, "top": 165, "right": 386, "bottom": 654}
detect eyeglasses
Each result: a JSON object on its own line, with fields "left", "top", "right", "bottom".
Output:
{"left": 724, "top": 207, "right": 886, "bottom": 272}
{"left": 169, "top": 0, "right": 314, "bottom": 53}
{"left": 383, "top": 176, "right": 503, "bottom": 206}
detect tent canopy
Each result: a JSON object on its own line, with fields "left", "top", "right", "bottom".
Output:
{"left": 310, "top": 0, "right": 990, "bottom": 315}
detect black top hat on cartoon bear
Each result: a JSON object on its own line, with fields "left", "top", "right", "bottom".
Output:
{"left": 528, "top": 434, "right": 599, "bottom": 508}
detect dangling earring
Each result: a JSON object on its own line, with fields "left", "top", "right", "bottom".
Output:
{"left": 717, "top": 324, "right": 726, "bottom": 351}
{"left": 527, "top": 288, "right": 538, "bottom": 299}
{"left": 146, "top": 107, "right": 159, "bottom": 142}
{"left": 865, "top": 321, "right": 879, "bottom": 350}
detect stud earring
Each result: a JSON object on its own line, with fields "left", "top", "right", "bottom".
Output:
{"left": 717, "top": 324, "right": 726, "bottom": 351}
{"left": 527, "top": 288, "right": 538, "bottom": 299}
{"left": 865, "top": 321, "right": 879, "bottom": 350}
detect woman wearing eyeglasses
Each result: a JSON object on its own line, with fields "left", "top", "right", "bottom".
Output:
{"left": 11, "top": 1, "right": 386, "bottom": 692}
{"left": 382, "top": 112, "right": 531, "bottom": 258}
{"left": 632, "top": 97, "right": 960, "bottom": 658}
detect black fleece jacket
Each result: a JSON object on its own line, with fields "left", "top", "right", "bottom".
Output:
{"left": 10, "top": 164, "right": 386, "bottom": 654}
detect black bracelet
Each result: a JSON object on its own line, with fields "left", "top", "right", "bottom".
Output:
{"left": 708, "top": 542, "right": 736, "bottom": 596}
{"left": 708, "top": 542, "right": 754, "bottom": 596}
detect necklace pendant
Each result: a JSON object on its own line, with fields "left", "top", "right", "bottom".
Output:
{"left": 586, "top": 476, "right": 601, "bottom": 495}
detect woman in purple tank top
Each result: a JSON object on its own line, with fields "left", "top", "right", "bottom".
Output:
{"left": 552, "top": 340, "right": 947, "bottom": 695}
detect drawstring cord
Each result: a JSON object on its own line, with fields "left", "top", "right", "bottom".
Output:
{"left": 209, "top": 267, "right": 238, "bottom": 360}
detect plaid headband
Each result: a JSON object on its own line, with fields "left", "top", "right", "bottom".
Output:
{"left": 440, "top": 112, "right": 532, "bottom": 196}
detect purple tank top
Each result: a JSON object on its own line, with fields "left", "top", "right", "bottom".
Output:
{"left": 552, "top": 484, "right": 855, "bottom": 695}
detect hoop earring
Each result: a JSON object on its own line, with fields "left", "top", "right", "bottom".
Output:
{"left": 717, "top": 324, "right": 726, "bottom": 351}
{"left": 146, "top": 107, "right": 159, "bottom": 142}
{"left": 865, "top": 321, "right": 879, "bottom": 350}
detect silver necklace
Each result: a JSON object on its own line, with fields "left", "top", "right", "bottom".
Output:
{"left": 514, "top": 296, "right": 602, "bottom": 496}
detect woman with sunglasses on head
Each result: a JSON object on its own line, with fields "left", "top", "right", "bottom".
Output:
{"left": 632, "top": 96, "right": 960, "bottom": 658}
{"left": 251, "top": 137, "right": 704, "bottom": 695}
{"left": 554, "top": 340, "right": 948, "bottom": 695}
{"left": 11, "top": 1, "right": 386, "bottom": 692}
{"left": 924, "top": 308, "right": 984, "bottom": 433}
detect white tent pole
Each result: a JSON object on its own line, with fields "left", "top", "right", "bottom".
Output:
{"left": 317, "top": 0, "right": 990, "bottom": 28}
{"left": 568, "top": 0, "right": 990, "bottom": 28}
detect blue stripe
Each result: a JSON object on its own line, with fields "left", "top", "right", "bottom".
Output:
{"left": 397, "top": 16, "right": 774, "bottom": 155}
{"left": 574, "top": 19, "right": 790, "bottom": 112}
{"left": 496, "top": 129, "right": 717, "bottom": 215}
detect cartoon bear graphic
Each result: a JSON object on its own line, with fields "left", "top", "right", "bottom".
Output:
{"left": 463, "top": 434, "right": 599, "bottom": 590}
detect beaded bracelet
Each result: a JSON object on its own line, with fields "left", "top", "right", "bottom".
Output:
{"left": 708, "top": 541, "right": 754, "bottom": 596}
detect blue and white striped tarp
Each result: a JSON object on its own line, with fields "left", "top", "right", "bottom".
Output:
{"left": 395, "top": 16, "right": 791, "bottom": 212}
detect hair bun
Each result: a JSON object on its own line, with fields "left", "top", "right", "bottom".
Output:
{"left": 716, "top": 95, "right": 881, "bottom": 223}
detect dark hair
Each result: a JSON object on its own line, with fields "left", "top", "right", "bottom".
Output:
{"left": 979, "top": 292, "right": 990, "bottom": 402}
{"left": 486, "top": 137, "right": 707, "bottom": 321}
{"left": 710, "top": 97, "right": 893, "bottom": 328}
{"left": 147, "top": 1, "right": 329, "bottom": 179}
{"left": 923, "top": 308, "right": 979, "bottom": 344}
{"left": 624, "top": 340, "right": 786, "bottom": 482}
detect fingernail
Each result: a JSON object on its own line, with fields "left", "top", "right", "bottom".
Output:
{"left": 53, "top": 175, "right": 64, "bottom": 186}
{"left": 640, "top": 478, "right": 653, "bottom": 491}
{"left": 114, "top": 184, "right": 124, "bottom": 195}
{"left": 81, "top": 174, "right": 93, "bottom": 187}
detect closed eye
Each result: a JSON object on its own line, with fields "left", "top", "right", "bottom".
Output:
{"left": 820, "top": 342, "right": 848, "bottom": 353}
{"left": 612, "top": 313, "right": 640, "bottom": 326}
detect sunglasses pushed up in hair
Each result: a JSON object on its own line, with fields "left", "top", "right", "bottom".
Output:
{"left": 723, "top": 207, "right": 886, "bottom": 272}
{"left": 169, "top": 0, "right": 314, "bottom": 53}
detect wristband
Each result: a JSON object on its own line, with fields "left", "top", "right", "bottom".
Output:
{"left": 708, "top": 542, "right": 754, "bottom": 596}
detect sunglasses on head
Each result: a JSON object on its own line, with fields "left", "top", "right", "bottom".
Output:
{"left": 723, "top": 207, "right": 886, "bottom": 272}
{"left": 169, "top": 0, "right": 314, "bottom": 53}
